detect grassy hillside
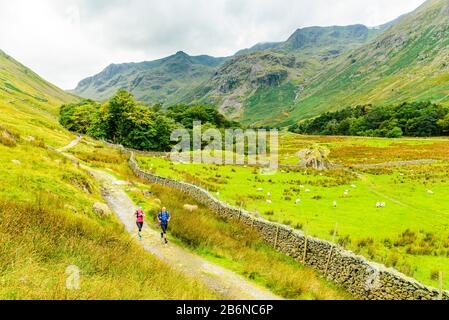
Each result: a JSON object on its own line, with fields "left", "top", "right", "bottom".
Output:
{"left": 72, "top": 51, "right": 226, "bottom": 105}
{"left": 135, "top": 133, "right": 449, "bottom": 289}
{"left": 0, "top": 50, "right": 217, "bottom": 299}
{"left": 71, "top": 1, "right": 449, "bottom": 127}
{"left": 185, "top": 25, "right": 386, "bottom": 122}
{"left": 73, "top": 24, "right": 386, "bottom": 123}
{"left": 184, "top": 50, "right": 307, "bottom": 120}
{"left": 65, "top": 140, "right": 352, "bottom": 300}
{"left": 284, "top": 0, "right": 449, "bottom": 126}
{"left": 189, "top": 0, "right": 449, "bottom": 127}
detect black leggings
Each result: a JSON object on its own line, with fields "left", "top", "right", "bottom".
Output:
{"left": 136, "top": 222, "right": 143, "bottom": 232}
{"left": 161, "top": 224, "right": 168, "bottom": 234}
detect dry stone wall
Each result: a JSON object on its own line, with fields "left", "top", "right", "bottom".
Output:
{"left": 128, "top": 153, "right": 448, "bottom": 300}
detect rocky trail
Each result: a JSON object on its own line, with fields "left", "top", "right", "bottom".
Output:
{"left": 59, "top": 137, "right": 282, "bottom": 300}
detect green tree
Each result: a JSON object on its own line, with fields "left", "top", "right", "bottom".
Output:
{"left": 59, "top": 99, "right": 98, "bottom": 134}
{"left": 386, "top": 127, "right": 403, "bottom": 138}
{"left": 106, "top": 90, "right": 136, "bottom": 143}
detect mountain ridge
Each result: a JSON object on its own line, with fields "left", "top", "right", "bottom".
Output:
{"left": 71, "top": 0, "right": 449, "bottom": 127}
{"left": 72, "top": 51, "right": 227, "bottom": 105}
{"left": 72, "top": 23, "right": 384, "bottom": 108}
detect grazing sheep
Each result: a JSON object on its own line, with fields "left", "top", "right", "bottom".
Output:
{"left": 295, "top": 199, "right": 301, "bottom": 204}
{"left": 266, "top": 199, "right": 272, "bottom": 204}
{"left": 183, "top": 204, "right": 198, "bottom": 212}
{"left": 267, "top": 192, "right": 271, "bottom": 197}
{"left": 305, "top": 189, "right": 311, "bottom": 193}
{"left": 381, "top": 202, "right": 386, "bottom": 208}
{"left": 257, "top": 188, "right": 263, "bottom": 192}
{"left": 427, "top": 190, "right": 434, "bottom": 194}
{"left": 351, "top": 184, "right": 357, "bottom": 188}
{"left": 376, "top": 202, "right": 381, "bottom": 208}
{"left": 333, "top": 201, "right": 337, "bottom": 208}
{"left": 344, "top": 190, "right": 349, "bottom": 196}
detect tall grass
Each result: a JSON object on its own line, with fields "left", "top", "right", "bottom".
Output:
{"left": 130, "top": 184, "right": 352, "bottom": 300}
{"left": 0, "top": 195, "right": 217, "bottom": 300}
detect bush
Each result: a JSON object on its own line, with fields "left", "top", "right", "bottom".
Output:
{"left": 386, "top": 127, "right": 403, "bottom": 138}
{"left": 430, "top": 270, "right": 440, "bottom": 281}
{"left": 0, "top": 127, "right": 18, "bottom": 147}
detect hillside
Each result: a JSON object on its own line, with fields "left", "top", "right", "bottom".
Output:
{"left": 0, "top": 49, "right": 79, "bottom": 145}
{"left": 238, "top": 24, "right": 385, "bottom": 56}
{"left": 73, "top": 24, "right": 386, "bottom": 119}
{"left": 185, "top": 24, "right": 386, "bottom": 120}
{"left": 284, "top": 0, "right": 449, "bottom": 125}
{"left": 1, "top": 50, "right": 351, "bottom": 300}
{"left": 0, "top": 50, "right": 217, "bottom": 299}
{"left": 72, "top": 51, "right": 226, "bottom": 105}
{"left": 70, "top": 0, "right": 449, "bottom": 127}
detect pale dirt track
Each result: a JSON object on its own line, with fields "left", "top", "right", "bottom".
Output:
{"left": 60, "top": 137, "right": 282, "bottom": 300}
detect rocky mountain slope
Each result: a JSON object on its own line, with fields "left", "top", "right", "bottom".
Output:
{"left": 73, "top": 24, "right": 384, "bottom": 115}
{"left": 72, "top": 51, "right": 225, "bottom": 105}
{"left": 283, "top": 0, "right": 449, "bottom": 126}
{"left": 72, "top": 0, "right": 448, "bottom": 127}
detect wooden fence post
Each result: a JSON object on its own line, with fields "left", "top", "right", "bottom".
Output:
{"left": 274, "top": 225, "right": 280, "bottom": 249}
{"left": 303, "top": 223, "right": 309, "bottom": 264}
{"left": 439, "top": 271, "right": 443, "bottom": 300}
{"left": 325, "top": 223, "right": 339, "bottom": 275}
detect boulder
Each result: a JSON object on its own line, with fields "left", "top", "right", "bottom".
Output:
{"left": 143, "top": 190, "right": 153, "bottom": 198}
{"left": 93, "top": 202, "right": 112, "bottom": 217}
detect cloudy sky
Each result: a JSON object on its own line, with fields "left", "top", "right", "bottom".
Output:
{"left": 0, "top": 0, "right": 425, "bottom": 89}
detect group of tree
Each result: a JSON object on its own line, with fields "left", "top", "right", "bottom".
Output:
{"left": 289, "top": 102, "right": 449, "bottom": 138}
{"left": 60, "top": 90, "right": 239, "bottom": 151}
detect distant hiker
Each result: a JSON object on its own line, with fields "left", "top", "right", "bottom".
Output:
{"left": 158, "top": 207, "right": 171, "bottom": 244}
{"left": 135, "top": 207, "right": 144, "bottom": 240}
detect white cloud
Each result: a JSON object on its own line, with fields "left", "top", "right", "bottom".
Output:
{"left": 0, "top": 0, "right": 425, "bottom": 89}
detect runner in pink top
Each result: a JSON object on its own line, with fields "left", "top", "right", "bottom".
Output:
{"left": 135, "top": 207, "right": 144, "bottom": 240}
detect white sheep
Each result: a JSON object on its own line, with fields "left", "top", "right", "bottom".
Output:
{"left": 376, "top": 202, "right": 381, "bottom": 208}
{"left": 333, "top": 201, "right": 337, "bottom": 208}
{"left": 257, "top": 188, "right": 263, "bottom": 192}
{"left": 183, "top": 204, "right": 198, "bottom": 212}
{"left": 305, "top": 189, "right": 311, "bottom": 193}
{"left": 381, "top": 202, "right": 386, "bottom": 208}
{"left": 344, "top": 190, "right": 349, "bottom": 196}
{"left": 295, "top": 199, "right": 301, "bottom": 204}
{"left": 266, "top": 199, "right": 272, "bottom": 204}
{"left": 427, "top": 190, "right": 434, "bottom": 194}
{"left": 267, "top": 192, "right": 271, "bottom": 197}
{"left": 351, "top": 184, "right": 357, "bottom": 188}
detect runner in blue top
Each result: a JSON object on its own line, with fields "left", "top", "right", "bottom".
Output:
{"left": 158, "top": 207, "right": 171, "bottom": 244}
